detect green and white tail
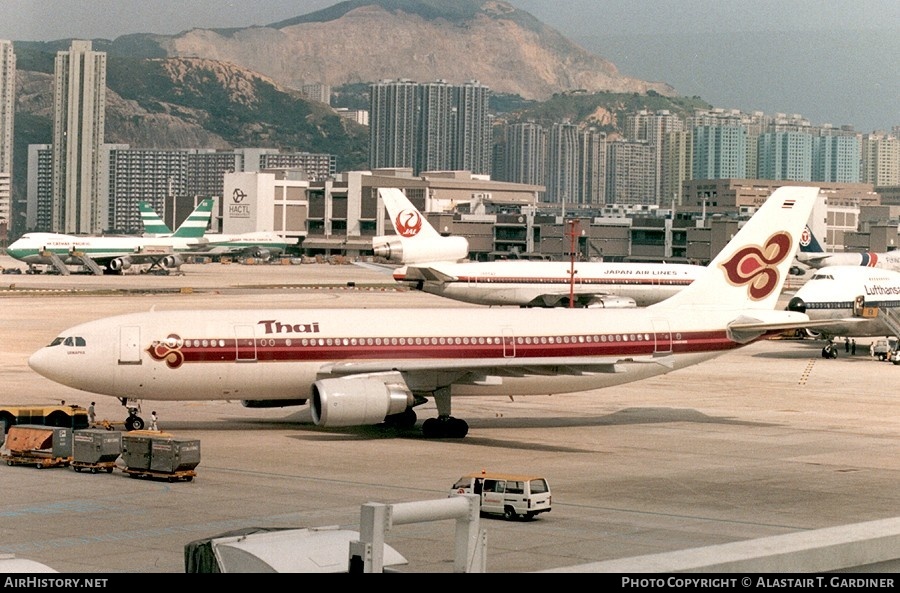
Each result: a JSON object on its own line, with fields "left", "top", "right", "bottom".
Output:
{"left": 138, "top": 202, "right": 173, "bottom": 236}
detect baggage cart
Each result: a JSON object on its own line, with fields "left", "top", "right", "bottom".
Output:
{"left": 119, "top": 466, "right": 196, "bottom": 482}
{"left": 2, "top": 452, "right": 71, "bottom": 469}
{"left": 71, "top": 460, "right": 116, "bottom": 473}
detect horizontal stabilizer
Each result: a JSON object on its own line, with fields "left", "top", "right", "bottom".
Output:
{"left": 404, "top": 266, "right": 458, "bottom": 283}
{"left": 726, "top": 314, "right": 858, "bottom": 343}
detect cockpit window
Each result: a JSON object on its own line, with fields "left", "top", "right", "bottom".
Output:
{"left": 55, "top": 336, "right": 86, "bottom": 347}
{"left": 809, "top": 273, "right": 833, "bottom": 281}
{"left": 49, "top": 337, "right": 64, "bottom": 347}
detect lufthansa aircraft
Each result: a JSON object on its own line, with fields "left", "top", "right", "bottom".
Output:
{"left": 28, "top": 186, "right": 820, "bottom": 438}
{"left": 786, "top": 265, "right": 900, "bottom": 340}
{"left": 8, "top": 200, "right": 215, "bottom": 274}
{"left": 371, "top": 188, "right": 706, "bottom": 308}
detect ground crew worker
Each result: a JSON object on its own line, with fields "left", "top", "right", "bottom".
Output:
{"left": 150, "top": 411, "right": 159, "bottom": 431}
{"left": 88, "top": 402, "right": 96, "bottom": 424}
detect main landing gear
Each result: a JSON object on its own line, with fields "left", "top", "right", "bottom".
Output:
{"left": 421, "top": 386, "right": 469, "bottom": 438}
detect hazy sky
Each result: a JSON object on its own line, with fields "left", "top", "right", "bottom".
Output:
{"left": 2, "top": 0, "right": 898, "bottom": 131}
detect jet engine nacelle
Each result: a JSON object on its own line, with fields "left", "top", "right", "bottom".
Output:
{"left": 372, "top": 235, "right": 468, "bottom": 265}
{"left": 161, "top": 254, "right": 183, "bottom": 268}
{"left": 254, "top": 248, "right": 271, "bottom": 260}
{"left": 241, "top": 398, "right": 307, "bottom": 408}
{"left": 585, "top": 295, "right": 638, "bottom": 309}
{"left": 310, "top": 374, "right": 414, "bottom": 427}
{"left": 109, "top": 257, "right": 132, "bottom": 271}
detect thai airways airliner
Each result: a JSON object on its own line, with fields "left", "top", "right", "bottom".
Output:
{"left": 28, "top": 186, "right": 821, "bottom": 438}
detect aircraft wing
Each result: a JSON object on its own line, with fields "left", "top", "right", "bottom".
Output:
{"left": 318, "top": 353, "right": 674, "bottom": 386}
{"left": 726, "top": 314, "right": 866, "bottom": 343}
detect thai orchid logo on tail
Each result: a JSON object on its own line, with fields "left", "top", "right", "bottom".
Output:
{"left": 394, "top": 210, "right": 423, "bottom": 237}
{"left": 719, "top": 232, "right": 793, "bottom": 300}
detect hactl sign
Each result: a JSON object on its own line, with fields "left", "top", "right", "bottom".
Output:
{"left": 229, "top": 188, "right": 251, "bottom": 219}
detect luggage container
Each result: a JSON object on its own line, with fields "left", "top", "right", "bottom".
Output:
{"left": 1, "top": 425, "right": 72, "bottom": 468}
{"left": 120, "top": 431, "right": 170, "bottom": 470}
{"left": 71, "top": 429, "right": 122, "bottom": 473}
{"left": 150, "top": 437, "right": 201, "bottom": 473}
{"left": 120, "top": 431, "right": 198, "bottom": 482}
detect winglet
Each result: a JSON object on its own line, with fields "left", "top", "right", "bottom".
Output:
{"left": 171, "top": 199, "right": 214, "bottom": 238}
{"left": 651, "top": 186, "right": 820, "bottom": 311}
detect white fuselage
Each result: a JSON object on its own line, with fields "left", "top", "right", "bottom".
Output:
{"left": 797, "top": 250, "right": 900, "bottom": 272}
{"left": 394, "top": 260, "right": 705, "bottom": 307}
{"left": 27, "top": 305, "right": 779, "bottom": 403}
{"left": 7, "top": 232, "right": 199, "bottom": 265}
{"left": 787, "top": 265, "right": 900, "bottom": 337}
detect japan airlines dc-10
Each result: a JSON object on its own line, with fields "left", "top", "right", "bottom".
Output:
{"left": 28, "top": 186, "right": 820, "bottom": 438}
{"left": 371, "top": 188, "right": 706, "bottom": 308}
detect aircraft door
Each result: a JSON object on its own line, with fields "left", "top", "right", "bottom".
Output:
{"left": 502, "top": 328, "right": 516, "bottom": 357}
{"left": 651, "top": 318, "right": 672, "bottom": 354}
{"left": 118, "top": 326, "right": 142, "bottom": 365}
{"left": 234, "top": 325, "right": 257, "bottom": 362}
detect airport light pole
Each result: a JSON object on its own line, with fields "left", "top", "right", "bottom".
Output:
{"left": 567, "top": 219, "right": 578, "bottom": 308}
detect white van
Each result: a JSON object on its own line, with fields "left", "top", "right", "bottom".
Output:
{"left": 450, "top": 471, "right": 552, "bottom": 520}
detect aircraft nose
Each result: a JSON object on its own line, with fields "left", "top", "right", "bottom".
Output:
{"left": 28, "top": 347, "right": 56, "bottom": 380}
{"left": 786, "top": 296, "right": 807, "bottom": 313}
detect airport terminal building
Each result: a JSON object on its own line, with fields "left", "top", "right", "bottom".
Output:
{"left": 219, "top": 169, "right": 880, "bottom": 265}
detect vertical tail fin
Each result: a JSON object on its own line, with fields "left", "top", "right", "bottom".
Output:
{"left": 651, "top": 186, "right": 820, "bottom": 311}
{"left": 380, "top": 188, "right": 441, "bottom": 239}
{"left": 138, "top": 202, "right": 173, "bottom": 237}
{"left": 373, "top": 188, "right": 469, "bottom": 264}
{"left": 798, "top": 224, "right": 826, "bottom": 253}
{"left": 171, "top": 199, "right": 214, "bottom": 239}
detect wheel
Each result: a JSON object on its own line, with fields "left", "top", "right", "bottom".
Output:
{"left": 36, "top": 463, "right": 43, "bottom": 469}
{"left": 130, "top": 416, "right": 145, "bottom": 430}
{"left": 6, "top": 460, "right": 11, "bottom": 466}
{"left": 90, "top": 467, "right": 98, "bottom": 474}
{"left": 185, "top": 476, "right": 193, "bottom": 482}
{"left": 106, "top": 467, "right": 114, "bottom": 473}
{"left": 74, "top": 466, "right": 81, "bottom": 472}
{"left": 502, "top": 507, "right": 517, "bottom": 521}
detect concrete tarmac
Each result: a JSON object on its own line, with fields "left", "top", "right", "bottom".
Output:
{"left": 0, "top": 256, "right": 898, "bottom": 574}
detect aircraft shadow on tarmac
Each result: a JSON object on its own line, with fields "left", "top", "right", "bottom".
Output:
{"left": 154, "top": 406, "right": 773, "bottom": 452}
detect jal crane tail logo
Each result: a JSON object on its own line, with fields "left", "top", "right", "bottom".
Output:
{"left": 394, "top": 209, "right": 423, "bottom": 237}
{"left": 719, "top": 232, "right": 793, "bottom": 300}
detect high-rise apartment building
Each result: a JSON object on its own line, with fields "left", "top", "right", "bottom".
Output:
{"left": 692, "top": 124, "right": 747, "bottom": 180}
{"left": 758, "top": 131, "right": 813, "bottom": 181}
{"left": 369, "top": 79, "right": 419, "bottom": 172}
{"left": 0, "top": 40, "right": 14, "bottom": 245}
{"left": 578, "top": 128, "right": 607, "bottom": 206}
{"left": 546, "top": 122, "right": 579, "bottom": 204}
{"left": 503, "top": 122, "right": 546, "bottom": 191}
{"left": 861, "top": 132, "right": 900, "bottom": 187}
{"left": 51, "top": 40, "right": 107, "bottom": 234}
{"left": 369, "top": 79, "right": 492, "bottom": 176}
{"left": 415, "top": 80, "right": 454, "bottom": 174}
{"left": 626, "top": 110, "right": 684, "bottom": 204}
{"left": 453, "top": 81, "right": 492, "bottom": 176}
{"left": 606, "top": 139, "right": 655, "bottom": 205}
